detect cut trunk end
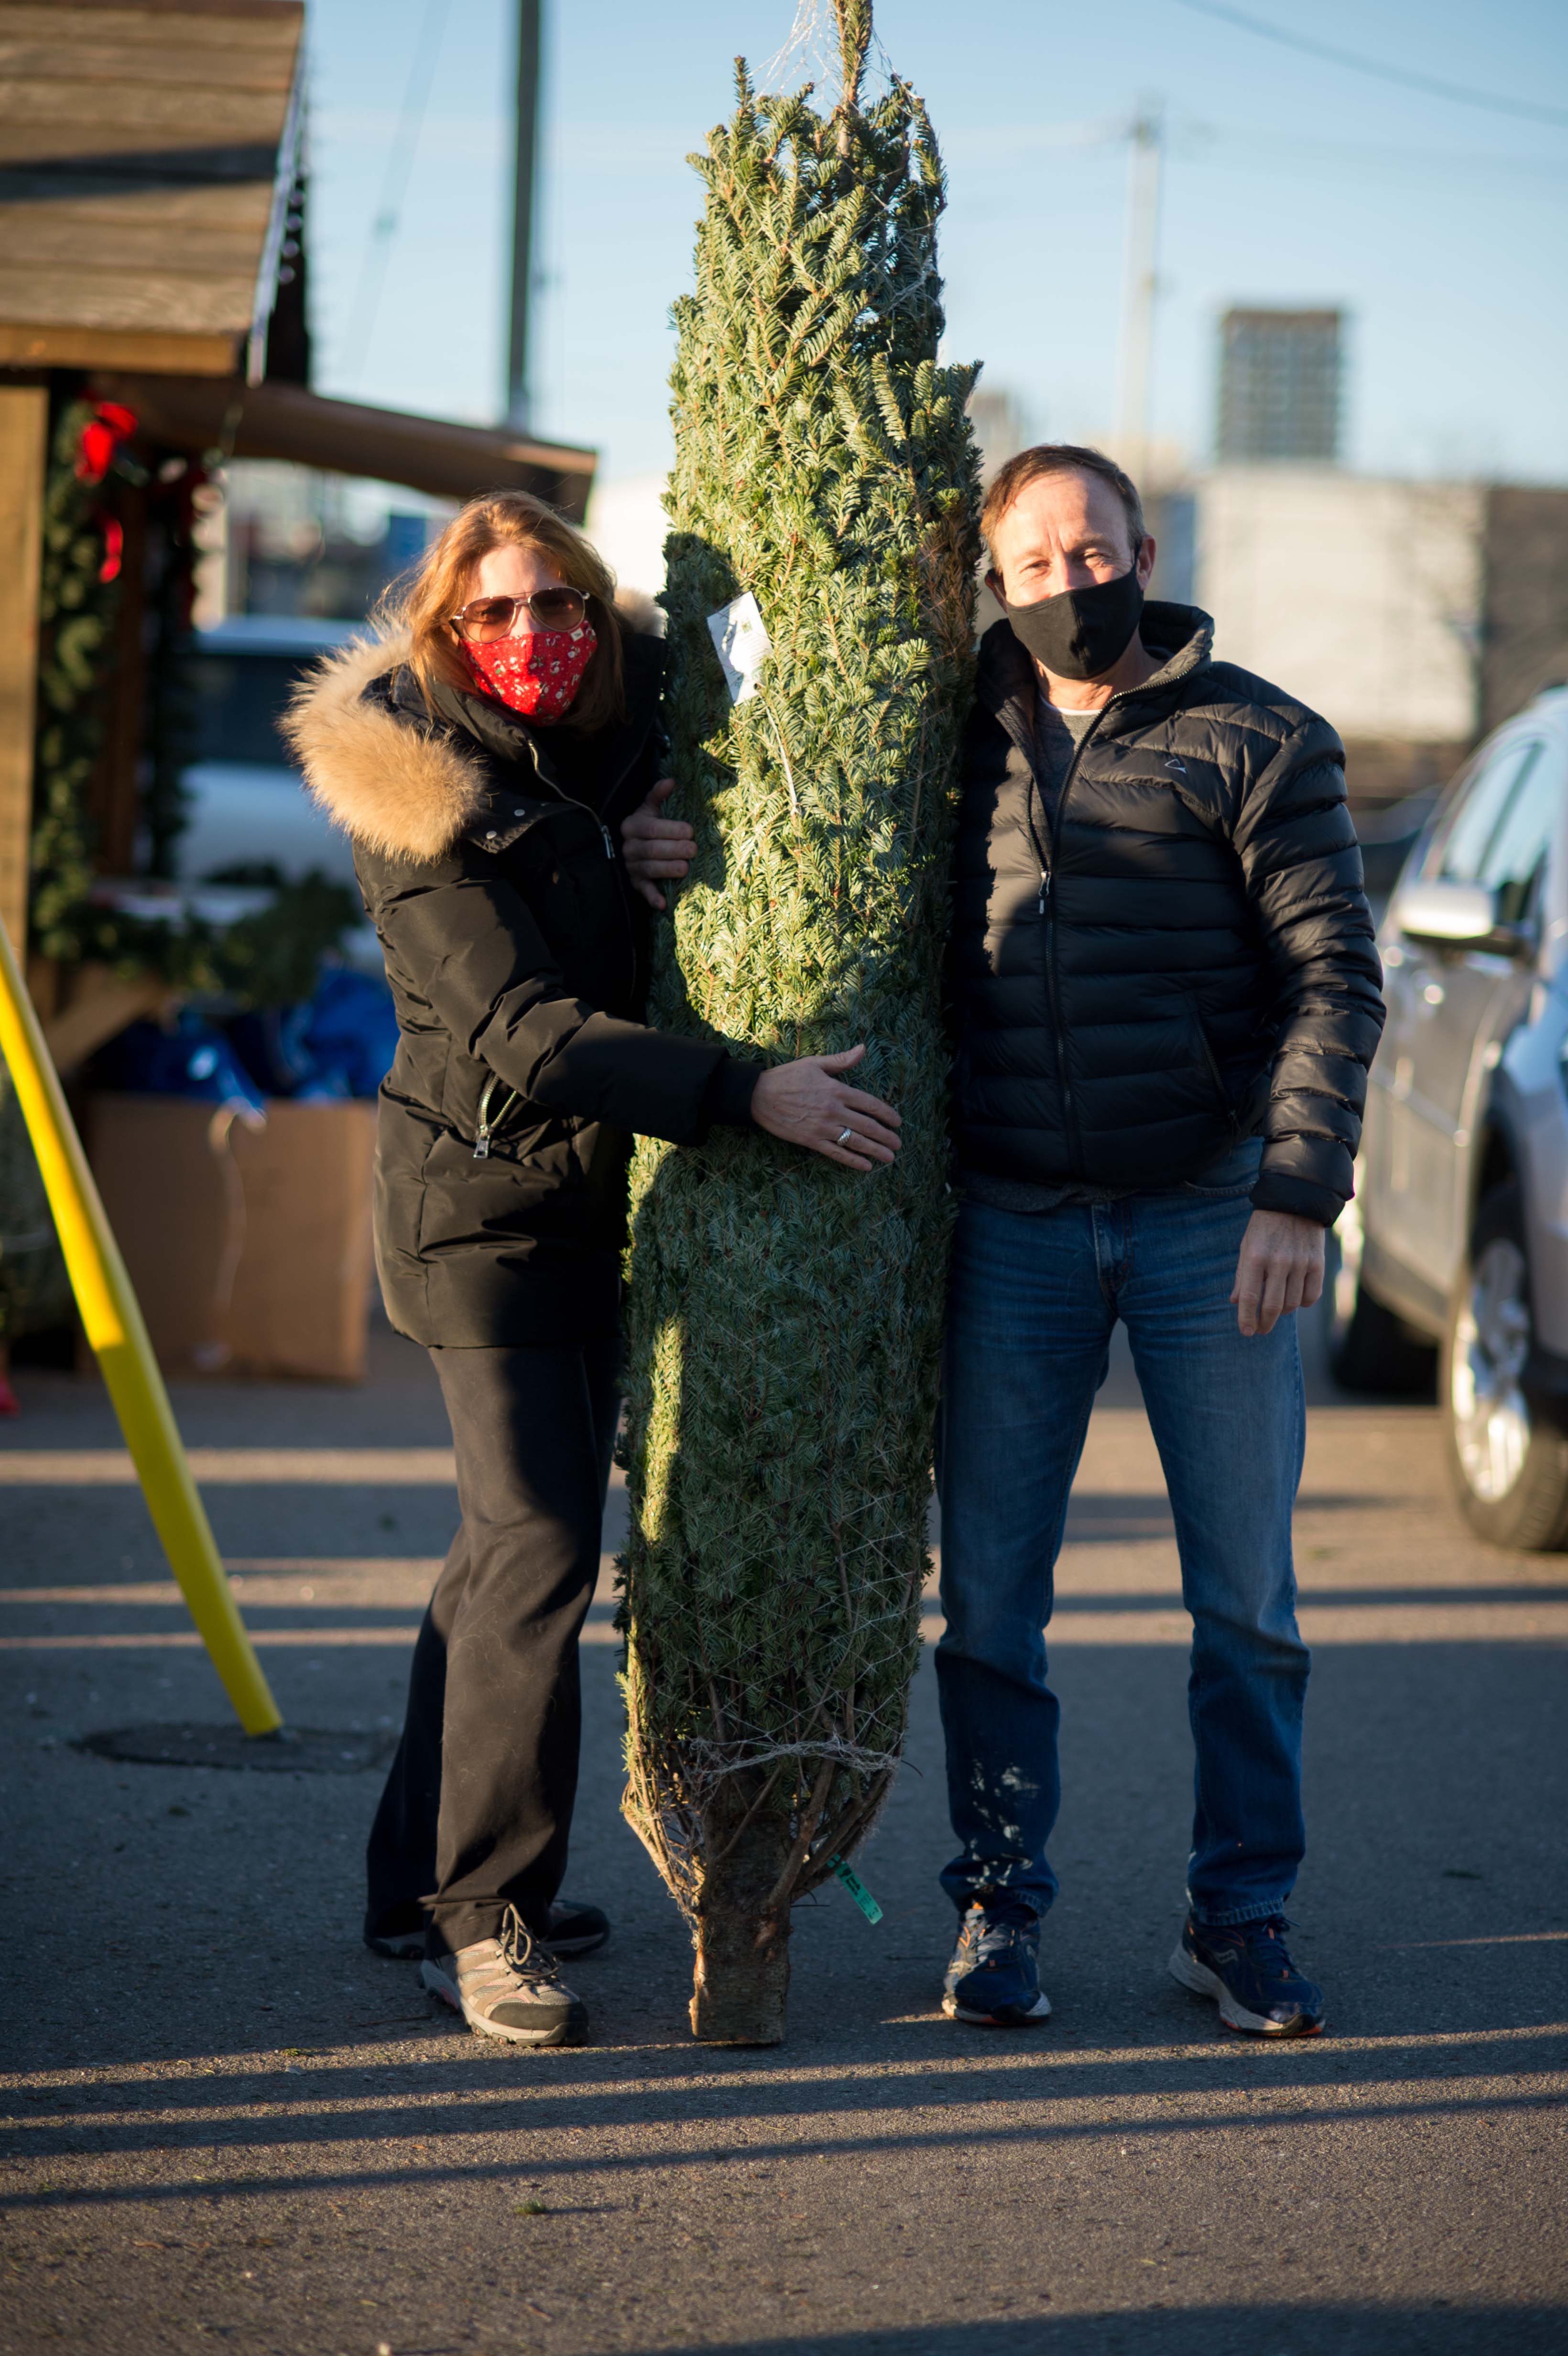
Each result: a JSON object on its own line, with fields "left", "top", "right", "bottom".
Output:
{"left": 688, "top": 1820, "right": 794, "bottom": 2044}
{"left": 689, "top": 1916, "right": 790, "bottom": 2045}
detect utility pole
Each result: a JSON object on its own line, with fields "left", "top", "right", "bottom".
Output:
{"left": 506, "top": 0, "right": 542, "bottom": 429}
{"left": 1116, "top": 101, "right": 1163, "bottom": 489}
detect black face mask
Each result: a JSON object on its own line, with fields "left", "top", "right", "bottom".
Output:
{"left": 1001, "top": 560, "right": 1145, "bottom": 681}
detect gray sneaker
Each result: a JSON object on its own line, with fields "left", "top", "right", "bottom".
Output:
{"left": 367, "top": 1896, "right": 609, "bottom": 1963}
{"left": 420, "top": 1904, "right": 589, "bottom": 2046}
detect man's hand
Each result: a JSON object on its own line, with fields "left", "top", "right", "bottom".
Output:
{"left": 1231, "top": 1209, "right": 1326, "bottom": 1338}
{"left": 751, "top": 1045, "right": 902, "bottom": 1171}
{"left": 621, "top": 777, "right": 697, "bottom": 910}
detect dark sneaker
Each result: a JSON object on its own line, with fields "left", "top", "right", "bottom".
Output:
{"left": 1169, "top": 1914, "right": 1325, "bottom": 2037}
{"left": 367, "top": 1896, "right": 609, "bottom": 1963}
{"left": 421, "top": 1905, "right": 588, "bottom": 2047}
{"left": 364, "top": 1919, "right": 424, "bottom": 1961}
{"left": 542, "top": 1897, "right": 610, "bottom": 1957}
{"left": 942, "top": 1894, "right": 1051, "bottom": 2026}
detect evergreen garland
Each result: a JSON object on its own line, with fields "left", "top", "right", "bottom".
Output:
{"left": 141, "top": 464, "right": 202, "bottom": 883}
{"left": 26, "top": 395, "right": 207, "bottom": 975}
{"left": 2, "top": 395, "right": 127, "bottom": 1344}
{"left": 28, "top": 396, "right": 126, "bottom": 960}
{"left": 210, "top": 873, "right": 362, "bottom": 1007}
{"left": 618, "top": 0, "right": 980, "bottom": 2041}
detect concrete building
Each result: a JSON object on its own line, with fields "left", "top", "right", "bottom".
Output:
{"left": 1196, "top": 466, "right": 1482, "bottom": 804}
{"left": 1481, "top": 486, "right": 1568, "bottom": 735}
{"left": 967, "top": 389, "right": 1031, "bottom": 487}
{"left": 1193, "top": 467, "right": 1568, "bottom": 813}
{"left": 1217, "top": 308, "right": 1344, "bottom": 466}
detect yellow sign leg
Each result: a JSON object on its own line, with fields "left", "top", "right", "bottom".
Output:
{"left": 0, "top": 918, "right": 282, "bottom": 1735}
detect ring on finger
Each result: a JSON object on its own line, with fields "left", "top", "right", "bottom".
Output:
{"left": 836, "top": 1126, "right": 854, "bottom": 1147}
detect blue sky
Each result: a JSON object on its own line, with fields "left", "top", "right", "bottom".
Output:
{"left": 303, "top": 0, "right": 1568, "bottom": 488}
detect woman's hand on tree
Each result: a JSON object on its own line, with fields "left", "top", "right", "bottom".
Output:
{"left": 751, "top": 1045, "right": 902, "bottom": 1171}
{"left": 621, "top": 778, "right": 697, "bottom": 910}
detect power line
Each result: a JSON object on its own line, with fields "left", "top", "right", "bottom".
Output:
{"left": 962, "top": 118, "right": 1567, "bottom": 201}
{"left": 341, "top": 0, "right": 452, "bottom": 387}
{"left": 1168, "top": 0, "right": 1568, "bottom": 130}
{"left": 1174, "top": 122, "right": 1568, "bottom": 186}
{"left": 972, "top": 117, "right": 1564, "bottom": 180}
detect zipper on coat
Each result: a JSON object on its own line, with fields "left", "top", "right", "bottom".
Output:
{"left": 1035, "top": 702, "right": 1111, "bottom": 1173}
{"left": 472, "top": 1071, "right": 520, "bottom": 1160}
{"left": 1002, "top": 665, "right": 1162, "bottom": 1180}
{"left": 1034, "top": 687, "right": 1147, "bottom": 1174}
{"left": 998, "top": 690, "right": 1076, "bottom": 1161}
{"left": 521, "top": 741, "right": 638, "bottom": 1001}
{"left": 600, "top": 817, "right": 637, "bottom": 1001}
{"left": 1043, "top": 859, "right": 1078, "bottom": 1163}
{"left": 1033, "top": 712, "right": 1105, "bottom": 1176}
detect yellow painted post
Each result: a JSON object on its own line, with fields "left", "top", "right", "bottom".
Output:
{"left": 0, "top": 385, "right": 48, "bottom": 961}
{"left": 0, "top": 915, "right": 282, "bottom": 1735}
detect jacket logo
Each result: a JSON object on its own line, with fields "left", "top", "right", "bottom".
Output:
{"left": 1164, "top": 756, "right": 1188, "bottom": 776}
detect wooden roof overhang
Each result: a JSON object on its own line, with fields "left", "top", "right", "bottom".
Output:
{"left": 94, "top": 373, "right": 599, "bottom": 518}
{"left": 0, "top": 0, "right": 306, "bottom": 381}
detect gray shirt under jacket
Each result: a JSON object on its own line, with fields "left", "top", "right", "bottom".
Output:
{"left": 1032, "top": 694, "right": 1098, "bottom": 831}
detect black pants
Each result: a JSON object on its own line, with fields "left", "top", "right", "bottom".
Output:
{"left": 365, "top": 1337, "right": 621, "bottom": 1953}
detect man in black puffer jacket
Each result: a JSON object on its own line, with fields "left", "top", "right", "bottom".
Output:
{"left": 936, "top": 444, "right": 1384, "bottom": 2040}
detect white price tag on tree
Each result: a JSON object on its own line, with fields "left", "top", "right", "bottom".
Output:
{"left": 706, "top": 593, "right": 772, "bottom": 706}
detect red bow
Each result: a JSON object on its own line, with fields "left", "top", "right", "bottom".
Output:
{"left": 75, "top": 400, "right": 138, "bottom": 486}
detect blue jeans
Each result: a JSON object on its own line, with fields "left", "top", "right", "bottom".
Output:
{"left": 935, "top": 1142, "right": 1309, "bottom": 1928}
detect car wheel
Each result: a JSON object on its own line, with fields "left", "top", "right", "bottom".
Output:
{"left": 1325, "top": 1200, "right": 1436, "bottom": 1395}
{"left": 1442, "top": 1181, "right": 1568, "bottom": 1550}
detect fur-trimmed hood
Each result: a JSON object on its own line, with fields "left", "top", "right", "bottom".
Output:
{"left": 283, "top": 631, "right": 489, "bottom": 864}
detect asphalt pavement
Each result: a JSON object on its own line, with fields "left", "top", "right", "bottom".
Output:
{"left": 1, "top": 1301, "right": 1565, "bottom": 2356}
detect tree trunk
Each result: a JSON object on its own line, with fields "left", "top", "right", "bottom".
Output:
{"left": 689, "top": 1820, "right": 793, "bottom": 2046}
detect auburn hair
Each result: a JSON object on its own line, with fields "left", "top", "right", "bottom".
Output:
{"left": 384, "top": 489, "right": 627, "bottom": 732}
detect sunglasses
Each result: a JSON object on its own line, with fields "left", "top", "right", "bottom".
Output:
{"left": 449, "top": 588, "right": 590, "bottom": 642}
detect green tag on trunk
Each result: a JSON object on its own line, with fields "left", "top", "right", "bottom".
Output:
{"left": 829, "top": 1855, "right": 883, "bottom": 1924}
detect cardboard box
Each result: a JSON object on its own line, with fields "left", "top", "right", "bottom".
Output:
{"left": 87, "top": 1093, "right": 378, "bottom": 1382}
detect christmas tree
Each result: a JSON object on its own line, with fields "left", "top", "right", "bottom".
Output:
{"left": 618, "top": 0, "right": 980, "bottom": 2045}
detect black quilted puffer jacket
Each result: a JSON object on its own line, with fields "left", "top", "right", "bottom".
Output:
{"left": 950, "top": 602, "right": 1385, "bottom": 1226}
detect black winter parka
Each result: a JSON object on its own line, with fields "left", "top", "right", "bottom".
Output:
{"left": 951, "top": 603, "right": 1385, "bottom": 1225}
{"left": 286, "top": 629, "right": 754, "bottom": 1347}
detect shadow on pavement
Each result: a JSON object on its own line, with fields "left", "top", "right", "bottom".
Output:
{"left": 630, "top": 2313, "right": 1566, "bottom": 2356}
{"left": 2, "top": 1305, "right": 1565, "bottom": 2352}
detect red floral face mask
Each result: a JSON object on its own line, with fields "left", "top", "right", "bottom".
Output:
{"left": 462, "top": 622, "right": 597, "bottom": 721}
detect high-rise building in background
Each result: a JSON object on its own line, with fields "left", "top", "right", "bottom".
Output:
{"left": 1216, "top": 308, "right": 1343, "bottom": 464}
{"left": 967, "top": 388, "right": 1030, "bottom": 485}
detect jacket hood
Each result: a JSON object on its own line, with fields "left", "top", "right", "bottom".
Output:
{"left": 282, "top": 630, "right": 488, "bottom": 863}
{"left": 283, "top": 626, "right": 669, "bottom": 865}
{"left": 976, "top": 599, "right": 1215, "bottom": 720}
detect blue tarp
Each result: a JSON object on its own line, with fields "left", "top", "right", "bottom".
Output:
{"left": 104, "top": 971, "right": 398, "bottom": 1109}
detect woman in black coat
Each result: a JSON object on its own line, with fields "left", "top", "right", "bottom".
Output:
{"left": 286, "top": 491, "right": 900, "bottom": 2046}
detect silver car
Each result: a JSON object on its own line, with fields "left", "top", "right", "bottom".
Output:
{"left": 1331, "top": 684, "right": 1568, "bottom": 1549}
{"left": 178, "top": 615, "right": 360, "bottom": 885}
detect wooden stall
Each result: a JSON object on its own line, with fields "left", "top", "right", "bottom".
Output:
{"left": 0, "top": 0, "right": 596, "bottom": 977}
{"left": 0, "top": 0, "right": 597, "bottom": 1375}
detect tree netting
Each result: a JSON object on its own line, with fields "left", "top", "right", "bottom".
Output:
{"left": 616, "top": 0, "right": 980, "bottom": 2042}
